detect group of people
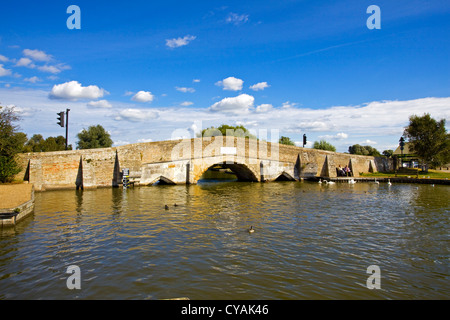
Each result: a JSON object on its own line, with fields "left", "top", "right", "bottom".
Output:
{"left": 337, "top": 165, "right": 352, "bottom": 177}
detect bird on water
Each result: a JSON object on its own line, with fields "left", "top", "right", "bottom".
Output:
{"left": 165, "top": 205, "right": 169, "bottom": 210}
{"left": 248, "top": 226, "right": 255, "bottom": 233}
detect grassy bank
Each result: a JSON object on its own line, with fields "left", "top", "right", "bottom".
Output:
{"left": 360, "top": 169, "right": 450, "bottom": 180}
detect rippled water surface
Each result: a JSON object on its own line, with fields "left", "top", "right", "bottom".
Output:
{"left": 0, "top": 181, "right": 449, "bottom": 299}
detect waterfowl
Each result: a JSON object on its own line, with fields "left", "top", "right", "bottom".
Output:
{"left": 318, "top": 179, "right": 322, "bottom": 184}
{"left": 174, "top": 203, "right": 178, "bottom": 207}
{"left": 348, "top": 179, "right": 356, "bottom": 184}
{"left": 374, "top": 179, "right": 379, "bottom": 184}
{"left": 388, "top": 179, "right": 392, "bottom": 186}
{"left": 165, "top": 205, "right": 169, "bottom": 210}
{"left": 248, "top": 226, "right": 255, "bottom": 233}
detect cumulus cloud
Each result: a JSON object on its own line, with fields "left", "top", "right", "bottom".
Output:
{"left": 193, "top": 79, "right": 200, "bottom": 83}
{"left": 250, "top": 82, "right": 270, "bottom": 91}
{"left": 180, "top": 101, "right": 194, "bottom": 106}
{"left": 16, "top": 57, "right": 34, "bottom": 68}
{"left": 115, "top": 108, "right": 159, "bottom": 122}
{"left": 255, "top": 103, "right": 273, "bottom": 113}
{"left": 176, "top": 86, "right": 195, "bottom": 93}
{"left": 0, "top": 64, "right": 12, "bottom": 77}
{"left": 37, "top": 64, "right": 70, "bottom": 74}
{"left": 361, "top": 139, "right": 377, "bottom": 145}
{"left": 166, "top": 35, "right": 196, "bottom": 48}
{"left": 319, "top": 132, "right": 349, "bottom": 140}
{"left": 209, "top": 94, "right": 254, "bottom": 114}
{"left": 23, "top": 49, "right": 52, "bottom": 62}
{"left": 226, "top": 12, "right": 249, "bottom": 25}
{"left": 50, "top": 81, "right": 108, "bottom": 100}
{"left": 215, "top": 76, "right": 244, "bottom": 91}
{"left": 24, "top": 76, "right": 42, "bottom": 83}
{"left": 131, "top": 91, "right": 154, "bottom": 103}
{"left": 0, "top": 55, "right": 9, "bottom": 62}
{"left": 87, "top": 100, "right": 112, "bottom": 108}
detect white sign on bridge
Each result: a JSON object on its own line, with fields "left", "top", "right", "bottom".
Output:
{"left": 220, "top": 147, "right": 237, "bottom": 155}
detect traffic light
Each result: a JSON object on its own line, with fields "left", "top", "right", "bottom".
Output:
{"left": 303, "top": 134, "right": 307, "bottom": 147}
{"left": 57, "top": 111, "right": 65, "bottom": 127}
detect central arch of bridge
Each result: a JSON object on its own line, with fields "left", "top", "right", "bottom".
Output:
{"left": 194, "top": 161, "right": 259, "bottom": 183}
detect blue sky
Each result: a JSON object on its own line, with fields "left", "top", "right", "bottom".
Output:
{"left": 0, "top": 0, "right": 449, "bottom": 152}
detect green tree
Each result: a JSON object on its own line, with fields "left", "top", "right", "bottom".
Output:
{"left": 403, "top": 113, "right": 450, "bottom": 169}
{"left": 278, "top": 136, "right": 295, "bottom": 146}
{"left": 382, "top": 149, "right": 394, "bottom": 158}
{"left": 349, "top": 144, "right": 381, "bottom": 156}
{"left": 199, "top": 124, "right": 257, "bottom": 139}
{"left": 76, "top": 125, "right": 113, "bottom": 149}
{"left": 24, "top": 134, "right": 70, "bottom": 152}
{"left": 313, "top": 140, "right": 336, "bottom": 152}
{"left": 0, "top": 106, "right": 22, "bottom": 182}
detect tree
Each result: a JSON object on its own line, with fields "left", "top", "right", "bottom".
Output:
{"left": 313, "top": 140, "right": 336, "bottom": 152}
{"left": 0, "top": 106, "right": 22, "bottom": 182}
{"left": 403, "top": 113, "right": 450, "bottom": 169}
{"left": 279, "top": 136, "right": 295, "bottom": 146}
{"left": 24, "top": 134, "right": 71, "bottom": 152}
{"left": 349, "top": 144, "right": 381, "bottom": 156}
{"left": 382, "top": 149, "right": 394, "bottom": 158}
{"left": 199, "top": 124, "right": 257, "bottom": 139}
{"left": 76, "top": 125, "right": 113, "bottom": 149}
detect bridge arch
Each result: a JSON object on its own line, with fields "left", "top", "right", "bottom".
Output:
{"left": 193, "top": 160, "right": 259, "bottom": 183}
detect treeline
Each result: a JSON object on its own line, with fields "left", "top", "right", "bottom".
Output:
{"left": 1, "top": 106, "right": 113, "bottom": 182}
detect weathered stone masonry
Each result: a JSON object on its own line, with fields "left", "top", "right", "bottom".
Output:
{"left": 16, "top": 137, "right": 393, "bottom": 191}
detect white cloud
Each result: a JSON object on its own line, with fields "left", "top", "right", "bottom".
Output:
{"left": 37, "top": 63, "right": 70, "bottom": 74}
{"left": 15, "top": 57, "right": 35, "bottom": 68}
{"left": 319, "top": 132, "right": 349, "bottom": 140}
{"left": 24, "top": 76, "right": 41, "bottom": 83}
{"left": 226, "top": 12, "right": 249, "bottom": 25}
{"left": 23, "top": 49, "right": 52, "bottom": 62}
{"left": 180, "top": 101, "right": 194, "bottom": 106}
{"left": 0, "top": 64, "right": 12, "bottom": 77}
{"left": 176, "top": 86, "right": 195, "bottom": 93}
{"left": 281, "top": 101, "right": 298, "bottom": 109}
{"left": 193, "top": 79, "right": 201, "bottom": 83}
{"left": 131, "top": 91, "right": 154, "bottom": 103}
{"left": 215, "top": 76, "right": 244, "bottom": 91}
{"left": 209, "top": 94, "right": 254, "bottom": 114}
{"left": 87, "top": 100, "right": 112, "bottom": 108}
{"left": 113, "top": 140, "right": 131, "bottom": 147}
{"left": 50, "top": 81, "right": 108, "bottom": 100}
{"left": 0, "top": 55, "right": 9, "bottom": 62}
{"left": 116, "top": 108, "right": 159, "bottom": 122}
{"left": 255, "top": 103, "right": 273, "bottom": 113}
{"left": 250, "top": 82, "right": 270, "bottom": 91}
{"left": 166, "top": 35, "right": 196, "bottom": 48}
{"left": 361, "top": 139, "right": 377, "bottom": 145}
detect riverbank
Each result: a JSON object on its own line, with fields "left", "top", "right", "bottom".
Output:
{"left": 308, "top": 176, "right": 450, "bottom": 185}
{"left": 0, "top": 183, "right": 35, "bottom": 227}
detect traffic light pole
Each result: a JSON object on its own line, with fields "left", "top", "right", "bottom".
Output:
{"left": 65, "top": 108, "right": 70, "bottom": 150}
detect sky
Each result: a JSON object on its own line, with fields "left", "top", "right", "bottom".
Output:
{"left": 0, "top": 0, "right": 449, "bottom": 153}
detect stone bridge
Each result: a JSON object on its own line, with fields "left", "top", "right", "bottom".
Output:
{"left": 16, "top": 137, "right": 393, "bottom": 191}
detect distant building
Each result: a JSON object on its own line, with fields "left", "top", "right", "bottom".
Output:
{"left": 393, "top": 142, "right": 419, "bottom": 168}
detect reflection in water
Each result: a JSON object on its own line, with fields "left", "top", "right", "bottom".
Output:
{"left": 0, "top": 181, "right": 448, "bottom": 300}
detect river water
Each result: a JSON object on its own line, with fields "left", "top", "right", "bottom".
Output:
{"left": 0, "top": 180, "right": 448, "bottom": 300}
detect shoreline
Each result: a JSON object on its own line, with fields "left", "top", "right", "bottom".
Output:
{"left": 0, "top": 183, "right": 35, "bottom": 228}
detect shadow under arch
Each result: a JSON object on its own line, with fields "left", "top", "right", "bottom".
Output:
{"left": 196, "top": 161, "right": 259, "bottom": 183}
